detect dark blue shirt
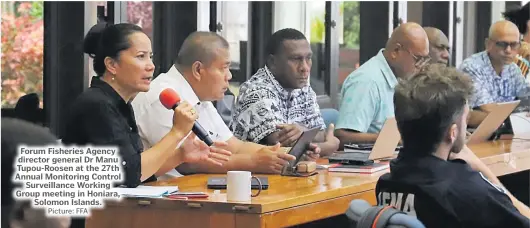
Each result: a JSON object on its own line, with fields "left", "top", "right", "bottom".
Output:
{"left": 376, "top": 151, "right": 530, "bottom": 228}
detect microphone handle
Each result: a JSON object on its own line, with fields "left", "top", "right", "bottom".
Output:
{"left": 170, "top": 102, "right": 214, "bottom": 146}
{"left": 192, "top": 122, "right": 214, "bottom": 146}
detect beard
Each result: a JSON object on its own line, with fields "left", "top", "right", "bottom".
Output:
{"left": 450, "top": 130, "right": 465, "bottom": 153}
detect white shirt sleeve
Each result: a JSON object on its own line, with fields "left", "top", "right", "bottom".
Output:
{"left": 205, "top": 102, "right": 233, "bottom": 142}
{"left": 137, "top": 101, "right": 176, "bottom": 148}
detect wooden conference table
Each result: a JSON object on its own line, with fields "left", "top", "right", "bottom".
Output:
{"left": 86, "top": 139, "right": 530, "bottom": 228}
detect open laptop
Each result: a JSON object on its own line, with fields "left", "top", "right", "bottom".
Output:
{"left": 467, "top": 100, "right": 520, "bottom": 145}
{"left": 328, "top": 117, "right": 401, "bottom": 164}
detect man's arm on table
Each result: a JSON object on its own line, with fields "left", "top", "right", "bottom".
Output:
{"left": 335, "top": 80, "right": 380, "bottom": 145}
{"left": 453, "top": 145, "right": 530, "bottom": 219}
{"left": 264, "top": 125, "right": 339, "bottom": 157}
{"left": 472, "top": 157, "right": 530, "bottom": 219}
{"left": 312, "top": 124, "right": 339, "bottom": 156}
{"left": 176, "top": 136, "right": 294, "bottom": 174}
{"left": 334, "top": 129, "right": 379, "bottom": 145}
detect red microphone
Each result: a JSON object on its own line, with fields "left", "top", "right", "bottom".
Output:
{"left": 159, "top": 88, "right": 214, "bottom": 146}
{"left": 159, "top": 88, "right": 181, "bottom": 110}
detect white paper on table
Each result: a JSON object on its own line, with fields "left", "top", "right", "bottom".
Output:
{"left": 113, "top": 185, "right": 179, "bottom": 198}
{"left": 509, "top": 113, "right": 530, "bottom": 139}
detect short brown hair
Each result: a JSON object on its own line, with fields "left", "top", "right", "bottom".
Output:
{"left": 394, "top": 64, "right": 474, "bottom": 155}
{"left": 175, "top": 31, "right": 230, "bottom": 67}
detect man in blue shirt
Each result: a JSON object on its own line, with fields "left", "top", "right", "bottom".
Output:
{"left": 459, "top": 20, "right": 530, "bottom": 125}
{"left": 335, "top": 22, "right": 430, "bottom": 144}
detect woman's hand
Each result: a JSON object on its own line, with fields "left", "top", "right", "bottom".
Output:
{"left": 170, "top": 101, "right": 198, "bottom": 135}
{"left": 178, "top": 133, "right": 232, "bottom": 166}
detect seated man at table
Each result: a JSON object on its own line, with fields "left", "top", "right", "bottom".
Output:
{"left": 231, "top": 28, "right": 339, "bottom": 156}
{"left": 375, "top": 65, "right": 530, "bottom": 227}
{"left": 335, "top": 22, "right": 430, "bottom": 145}
{"left": 424, "top": 27, "right": 450, "bottom": 66}
{"left": 459, "top": 20, "right": 530, "bottom": 126}
{"left": 132, "top": 31, "right": 319, "bottom": 176}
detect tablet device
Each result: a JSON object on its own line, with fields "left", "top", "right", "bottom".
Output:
{"left": 206, "top": 177, "right": 269, "bottom": 190}
{"left": 285, "top": 127, "right": 321, "bottom": 168}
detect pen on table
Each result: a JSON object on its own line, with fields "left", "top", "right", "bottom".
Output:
{"left": 168, "top": 196, "right": 188, "bottom": 200}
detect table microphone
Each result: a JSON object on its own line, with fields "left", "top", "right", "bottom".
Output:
{"left": 159, "top": 88, "right": 214, "bottom": 146}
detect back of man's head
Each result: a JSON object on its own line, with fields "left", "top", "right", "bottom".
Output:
{"left": 1, "top": 118, "right": 66, "bottom": 228}
{"left": 393, "top": 65, "right": 473, "bottom": 155}
{"left": 266, "top": 28, "right": 307, "bottom": 56}
{"left": 175, "top": 31, "right": 229, "bottom": 68}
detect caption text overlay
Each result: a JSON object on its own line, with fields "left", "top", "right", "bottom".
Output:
{"left": 13, "top": 145, "right": 124, "bottom": 217}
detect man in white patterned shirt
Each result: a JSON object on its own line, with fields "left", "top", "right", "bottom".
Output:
{"left": 231, "top": 28, "right": 339, "bottom": 156}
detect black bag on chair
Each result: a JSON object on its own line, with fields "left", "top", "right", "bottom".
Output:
{"left": 212, "top": 87, "right": 236, "bottom": 127}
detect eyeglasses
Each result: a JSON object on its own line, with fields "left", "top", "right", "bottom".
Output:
{"left": 398, "top": 44, "right": 431, "bottom": 68}
{"left": 492, "top": 40, "right": 521, "bottom": 50}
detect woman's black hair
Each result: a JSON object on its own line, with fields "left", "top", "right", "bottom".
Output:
{"left": 83, "top": 23, "right": 144, "bottom": 76}
{"left": 503, "top": 2, "right": 530, "bottom": 35}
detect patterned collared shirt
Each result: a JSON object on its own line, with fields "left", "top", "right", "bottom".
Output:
{"left": 459, "top": 51, "right": 530, "bottom": 107}
{"left": 230, "top": 66, "right": 325, "bottom": 143}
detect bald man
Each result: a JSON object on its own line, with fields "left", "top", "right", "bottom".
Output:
{"left": 335, "top": 22, "right": 430, "bottom": 145}
{"left": 459, "top": 21, "right": 530, "bottom": 121}
{"left": 132, "top": 31, "right": 305, "bottom": 176}
{"left": 424, "top": 27, "right": 451, "bottom": 65}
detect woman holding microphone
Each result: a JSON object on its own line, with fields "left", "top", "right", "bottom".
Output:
{"left": 62, "top": 22, "right": 231, "bottom": 188}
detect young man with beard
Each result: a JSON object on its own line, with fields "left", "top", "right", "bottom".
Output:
{"left": 375, "top": 65, "right": 530, "bottom": 227}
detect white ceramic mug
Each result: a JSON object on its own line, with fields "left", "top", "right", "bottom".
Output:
{"left": 226, "top": 171, "right": 262, "bottom": 202}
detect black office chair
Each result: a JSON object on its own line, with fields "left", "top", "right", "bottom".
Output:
{"left": 345, "top": 199, "right": 425, "bottom": 228}
{"left": 14, "top": 93, "right": 44, "bottom": 125}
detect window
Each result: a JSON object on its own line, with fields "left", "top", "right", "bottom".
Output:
{"left": 217, "top": 1, "right": 249, "bottom": 96}
{"left": 126, "top": 1, "right": 153, "bottom": 39}
{"left": 338, "top": 1, "right": 361, "bottom": 91}
{"left": 219, "top": 1, "right": 248, "bottom": 69}
{"left": 1, "top": 1, "right": 44, "bottom": 108}
{"left": 308, "top": 1, "right": 327, "bottom": 95}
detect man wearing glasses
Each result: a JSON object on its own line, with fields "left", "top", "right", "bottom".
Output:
{"left": 335, "top": 22, "right": 430, "bottom": 145}
{"left": 459, "top": 20, "right": 530, "bottom": 124}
